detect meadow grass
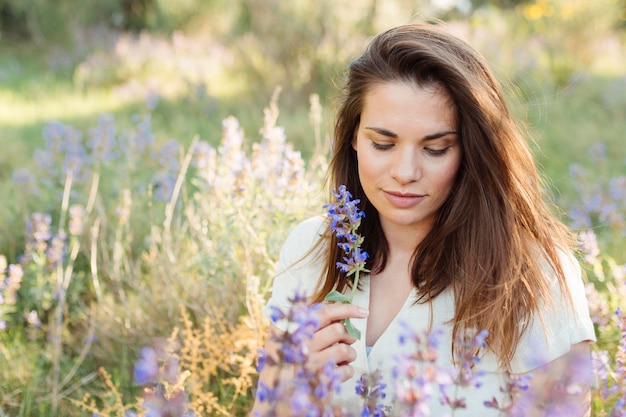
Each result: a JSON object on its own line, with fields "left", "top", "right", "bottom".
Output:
{"left": 1, "top": 19, "right": 625, "bottom": 416}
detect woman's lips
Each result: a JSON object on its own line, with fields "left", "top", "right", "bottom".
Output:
{"left": 383, "top": 190, "right": 425, "bottom": 208}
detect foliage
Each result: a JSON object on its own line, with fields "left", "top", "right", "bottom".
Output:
{"left": 0, "top": 89, "right": 325, "bottom": 415}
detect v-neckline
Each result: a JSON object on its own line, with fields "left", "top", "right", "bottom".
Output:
{"left": 359, "top": 275, "right": 416, "bottom": 352}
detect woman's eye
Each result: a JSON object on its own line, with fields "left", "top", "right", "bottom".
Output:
{"left": 425, "top": 147, "right": 450, "bottom": 156}
{"left": 371, "top": 141, "right": 394, "bottom": 151}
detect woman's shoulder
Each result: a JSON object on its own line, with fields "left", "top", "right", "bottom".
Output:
{"left": 510, "top": 245, "right": 596, "bottom": 373}
{"left": 279, "top": 216, "right": 328, "bottom": 263}
{"left": 265, "top": 216, "right": 329, "bottom": 324}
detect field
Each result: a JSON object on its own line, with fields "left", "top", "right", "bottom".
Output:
{"left": 1, "top": 0, "right": 625, "bottom": 415}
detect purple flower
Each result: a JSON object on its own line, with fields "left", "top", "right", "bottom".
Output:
{"left": 255, "top": 290, "right": 342, "bottom": 416}
{"left": 87, "top": 113, "right": 118, "bottom": 165}
{"left": 323, "top": 185, "right": 369, "bottom": 339}
{"left": 134, "top": 346, "right": 159, "bottom": 385}
{"left": 356, "top": 370, "right": 387, "bottom": 417}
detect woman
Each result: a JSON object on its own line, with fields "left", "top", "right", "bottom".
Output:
{"left": 253, "top": 21, "right": 595, "bottom": 416}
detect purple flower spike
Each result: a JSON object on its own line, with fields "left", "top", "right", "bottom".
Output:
{"left": 323, "top": 185, "right": 370, "bottom": 339}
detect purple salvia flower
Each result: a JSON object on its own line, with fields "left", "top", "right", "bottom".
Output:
{"left": 451, "top": 328, "right": 488, "bottom": 389}
{"left": 255, "top": 290, "right": 342, "bottom": 416}
{"left": 356, "top": 370, "right": 387, "bottom": 417}
{"left": 323, "top": 184, "right": 369, "bottom": 339}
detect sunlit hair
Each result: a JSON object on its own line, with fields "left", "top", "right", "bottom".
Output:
{"left": 311, "top": 20, "right": 574, "bottom": 368}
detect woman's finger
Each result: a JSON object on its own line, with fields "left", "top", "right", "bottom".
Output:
{"left": 309, "top": 321, "right": 355, "bottom": 352}
{"left": 317, "top": 303, "right": 368, "bottom": 328}
{"left": 309, "top": 342, "right": 358, "bottom": 382}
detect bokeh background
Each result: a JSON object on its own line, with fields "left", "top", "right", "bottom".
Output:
{"left": 1, "top": 0, "right": 625, "bottom": 415}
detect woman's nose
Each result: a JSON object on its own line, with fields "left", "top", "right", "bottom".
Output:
{"left": 389, "top": 149, "right": 421, "bottom": 184}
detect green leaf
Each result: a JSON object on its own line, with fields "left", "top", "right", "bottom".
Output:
{"left": 344, "top": 318, "right": 361, "bottom": 339}
{"left": 324, "top": 290, "right": 351, "bottom": 303}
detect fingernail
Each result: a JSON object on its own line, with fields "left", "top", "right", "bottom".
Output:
{"left": 357, "top": 307, "right": 369, "bottom": 316}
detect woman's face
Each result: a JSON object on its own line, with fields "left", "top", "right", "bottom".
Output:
{"left": 353, "top": 80, "right": 461, "bottom": 238}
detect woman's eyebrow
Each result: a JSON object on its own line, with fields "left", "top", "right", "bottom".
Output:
{"left": 364, "top": 126, "right": 398, "bottom": 138}
{"left": 424, "top": 131, "right": 458, "bottom": 140}
{"left": 365, "top": 126, "right": 457, "bottom": 141}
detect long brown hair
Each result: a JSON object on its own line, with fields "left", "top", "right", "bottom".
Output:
{"left": 311, "top": 21, "right": 573, "bottom": 368}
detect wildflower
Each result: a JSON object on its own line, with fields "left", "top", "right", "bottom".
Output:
{"left": 68, "top": 204, "right": 86, "bottom": 236}
{"left": 578, "top": 230, "right": 600, "bottom": 264}
{"left": 134, "top": 346, "right": 160, "bottom": 385}
{"left": 46, "top": 232, "right": 67, "bottom": 268}
{"left": 356, "top": 370, "right": 387, "bottom": 417}
{"left": 151, "top": 171, "right": 177, "bottom": 202}
{"left": 1, "top": 264, "right": 23, "bottom": 306}
{"left": 323, "top": 185, "right": 369, "bottom": 339}
{"left": 451, "top": 328, "right": 488, "bottom": 388}
{"left": 192, "top": 141, "right": 216, "bottom": 184}
{"left": 27, "top": 213, "right": 52, "bottom": 253}
{"left": 609, "top": 176, "right": 626, "bottom": 202}
{"left": 153, "top": 139, "right": 181, "bottom": 174}
{"left": 26, "top": 310, "right": 41, "bottom": 328}
{"left": 87, "top": 113, "right": 118, "bottom": 165}
{"left": 12, "top": 168, "right": 39, "bottom": 196}
{"left": 129, "top": 113, "right": 155, "bottom": 156}
{"left": 392, "top": 324, "right": 445, "bottom": 416}
{"left": 255, "top": 289, "right": 342, "bottom": 416}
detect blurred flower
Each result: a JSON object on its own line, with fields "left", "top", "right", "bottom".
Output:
{"left": 26, "top": 213, "right": 52, "bottom": 255}
{"left": 449, "top": 328, "right": 488, "bottom": 389}
{"left": 26, "top": 310, "right": 41, "bottom": 328}
{"left": 392, "top": 324, "right": 445, "bottom": 416}
{"left": 151, "top": 171, "right": 176, "bottom": 202}
{"left": 356, "top": 370, "right": 387, "bottom": 417}
{"left": 153, "top": 140, "right": 181, "bottom": 174}
{"left": 87, "top": 113, "right": 118, "bottom": 165}
{"left": 484, "top": 373, "right": 532, "bottom": 412}
{"left": 128, "top": 113, "right": 155, "bottom": 157}
{"left": 134, "top": 346, "right": 160, "bottom": 385}
{"left": 610, "top": 177, "right": 626, "bottom": 202}
{"left": 46, "top": 231, "right": 67, "bottom": 268}
{"left": 192, "top": 141, "right": 217, "bottom": 185}
{"left": 256, "top": 290, "right": 342, "bottom": 416}
{"left": 12, "top": 168, "right": 40, "bottom": 197}
{"left": 578, "top": 230, "right": 600, "bottom": 265}
{"left": 585, "top": 283, "right": 611, "bottom": 326}
{"left": 68, "top": 204, "right": 86, "bottom": 236}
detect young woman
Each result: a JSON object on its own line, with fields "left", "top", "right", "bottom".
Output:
{"left": 253, "top": 21, "right": 595, "bottom": 416}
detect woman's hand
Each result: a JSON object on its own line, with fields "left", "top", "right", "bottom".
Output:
{"left": 306, "top": 302, "right": 369, "bottom": 381}
{"left": 251, "top": 303, "right": 368, "bottom": 416}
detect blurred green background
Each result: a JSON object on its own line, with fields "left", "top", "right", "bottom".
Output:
{"left": 1, "top": 0, "right": 625, "bottom": 181}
